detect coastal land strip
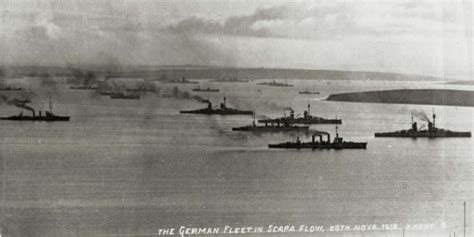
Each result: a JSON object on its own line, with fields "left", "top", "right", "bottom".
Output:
{"left": 326, "top": 89, "right": 474, "bottom": 107}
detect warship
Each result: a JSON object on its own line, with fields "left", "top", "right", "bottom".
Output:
{"left": 0, "top": 100, "right": 70, "bottom": 122}
{"left": 125, "top": 88, "right": 156, "bottom": 93}
{"left": 268, "top": 126, "right": 367, "bottom": 149}
{"left": 232, "top": 120, "right": 309, "bottom": 132}
{"left": 212, "top": 76, "right": 249, "bottom": 83}
{"left": 180, "top": 97, "right": 253, "bottom": 115}
{"left": 258, "top": 103, "right": 342, "bottom": 125}
{"left": 0, "top": 86, "right": 23, "bottom": 91}
{"left": 109, "top": 92, "right": 140, "bottom": 100}
{"left": 125, "top": 85, "right": 157, "bottom": 93}
{"left": 299, "top": 89, "right": 320, "bottom": 95}
{"left": 162, "top": 76, "right": 198, "bottom": 84}
{"left": 257, "top": 80, "right": 293, "bottom": 87}
{"left": 192, "top": 87, "right": 219, "bottom": 92}
{"left": 69, "top": 85, "right": 98, "bottom": 90}
{"left": 375, "top": 113, "right": 471, "bottom": 138}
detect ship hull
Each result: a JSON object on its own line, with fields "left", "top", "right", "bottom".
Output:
{"left": 192, "top": 90, "right": 219, "bottom": 92}
{"left": 69, "top": 86, "right": 98, "bottom": 90}
{"left": 213, "top": 80, "right": 248, "bottom": 83}
{"left": 180, "top": 110, "right": 253, "bottom": 115}
{"left": 375, "top": 132, "right": 471, "bottom": 138}
{"left": 258, "top": 118, "right": 342, "bottom": 125}
{"left": 268, "top": 142, "right": 367, "bottom": 149}
{"left": 0, "top": 116, "right": 70, "bottom": 122}
{"left": 110, "top": 95, "right": 140, "bottom": 99}
{"left": 162, "top": 81, "right": 198, "bottom": 84}
{"left": 232, "top": 126, "right": 309, "bottom": 132}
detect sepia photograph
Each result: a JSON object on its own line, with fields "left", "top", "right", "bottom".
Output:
{"left": 0, "top": 0, "right": 473, "bottom": 236}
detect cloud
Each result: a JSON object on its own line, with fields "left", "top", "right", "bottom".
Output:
{"left": 163, "top": 6, "right": 289, "bottom": 38}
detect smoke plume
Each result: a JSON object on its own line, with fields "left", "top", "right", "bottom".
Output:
{"left": 411, "top": 110, "right": 430, "bottom": 122}
{"left": 0, "top": 94, "right": 35, "bottom": 115}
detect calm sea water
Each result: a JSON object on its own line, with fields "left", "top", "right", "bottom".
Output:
{"left": 1, "top": 79, "right": 473, "bottom": 236}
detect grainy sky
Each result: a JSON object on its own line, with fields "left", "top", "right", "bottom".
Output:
{"left": 1, "top": 0, "right": 473, "bottom": 79}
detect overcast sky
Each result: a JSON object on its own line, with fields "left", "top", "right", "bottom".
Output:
{"left": 1, "top": 0, "right": 473, "bottom": 79}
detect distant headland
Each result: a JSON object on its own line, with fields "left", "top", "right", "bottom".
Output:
{"left": 326, "top": 89, "right": 474, "bottom": 107}
{"left": 1, "top": 65, "right": 445, "bottom": 81}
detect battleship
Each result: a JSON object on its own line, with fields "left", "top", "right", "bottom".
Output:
{"left": 268, "top": 126, "right": 367, "bottom": 149}
{"left": 375, "top": 113, "right": 471, "bottom": 138}
{"left": 232, "top": 120, "right": 309, "bottom": 132}
{"left": 162, "top": 76, "right": 198, "bottom": 84}
{"left": 258, "top": 103, "right": 342, "bottom": 125}
{"left": 257, "top": 80, "right": 293, "bottom": 87}
{"left": 192, "top": 87, "right": 219, "bottom": 92}
{"left": 299, "top": 89, "right": 320, "bottom": 95}
{"left": 0, "top": 100, "right": 70, "bottom": 122}
{"left": 180, "top": 97, "right": 253, "bottom": 115}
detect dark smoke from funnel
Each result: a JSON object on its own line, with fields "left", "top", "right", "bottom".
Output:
{"left": 309, "top": 130, "right": 329, "bottom": 135}
{"left": 0, "top": 94, "right": 35, "bottom": 116}
{"left": 411, "top": 110, "right": 430, "bottom": 122}
{"left": 163, "top": 86, "right": 209, "bottom": 103}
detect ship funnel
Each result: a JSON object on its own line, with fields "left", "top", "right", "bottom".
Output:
{"left": 432, "top": 109, "right": 436, "bottom": 128}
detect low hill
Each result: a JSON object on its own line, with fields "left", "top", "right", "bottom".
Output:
{"left": 326, "top": 89, "right": 474, "bottom": 107}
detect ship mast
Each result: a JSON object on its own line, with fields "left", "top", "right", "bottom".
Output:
{"left": 49, "top": 97, "right": 52, "bottom": 112}
{"left": 307, "top": 100, "right": 311, "bottom": 116}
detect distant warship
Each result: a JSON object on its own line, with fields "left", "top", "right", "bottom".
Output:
{"left": 375, "top": 113, "right": 471, "bottom": 138}
{"left": 232, "top": 120, "right": 309, "bottom": 132}
{"left": 299, "top": 89, "right": 320, "bottom": 95}
{"left": 69, "top": 85, "right": 98, "bottom": 90}
{"left": 125, "top": 87, "right": 156, "bottom": 93}
{"left": 125, "top": 85, "right": 157, "bottom": 93}
{"left": 212, "top": 76, "right": 249, "bottom": 83}
{"left": 0, "top": 100, "right": 70, "bottom": 122}
{"left": 109, "top": 92, "right": 140, "bottom": 100}
{"left": 269, "top": 126, "right": 367, "bottom": 149}
{"left": 180, "top": 97, "right": 253, "bottom": 115}
{"left": 162, "top": 76, "right": 198, "bottom": 84}
{"left": 0, "top": 86, "right": 22, "bottom": 91}
{"left": 257, "top": 80, "right": 293, "bottom": 87}
{"left": 192, "top": 87, "right": 219, "bottom": 92}
{"left": 258, "top": 103, "right": 342, "bottom": 125}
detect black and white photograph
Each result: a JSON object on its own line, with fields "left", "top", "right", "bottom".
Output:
{"left": 0, "top": 0, "right": 473, "bottom": 236}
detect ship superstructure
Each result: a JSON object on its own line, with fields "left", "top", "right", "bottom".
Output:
{"left": 212, "top": 76, "right": 249, "bottom": 83}
{"left": 258, "top": 103, "right": 342, "bottom": 125}
{"left": 162, "top": 76, "right": 198, "bottom": 84}
{"left": 192, "top": 87, "right": 219, "bottom": 92}
{"left": 299, "top": 89, "right": 320, "bottom": 95}
{"left": 232, "top": 120, "right": 309, "bottom": 132}
{"left": 268, "top": 126, "right": 367, "bottom": 149}
{"left": 180, "top": 97, "right": 253, "bottom": 115}
{"left": 257, "top": 80, "right": 293, "bottom": 87}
